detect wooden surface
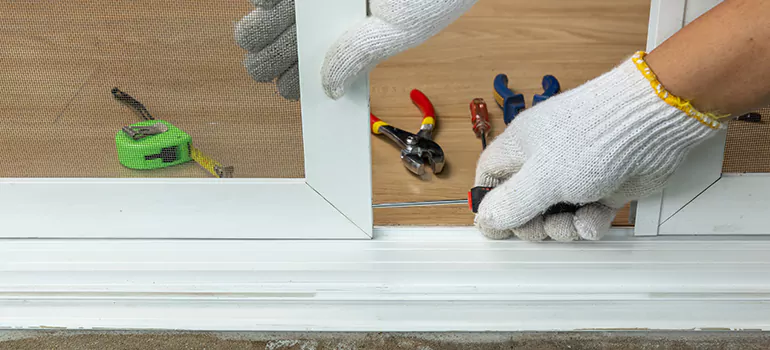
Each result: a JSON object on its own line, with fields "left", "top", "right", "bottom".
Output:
{"left": 1, "top": 1, "right": 304, "bottom": 178}
{"left": 374, "top": 203, "right": 632, "bottom": 227}
{"left": 2, "top": 1, "right": 646, "bottom": 226}
{"left": 370, "top": 0, "right": 649, "bottom": 226}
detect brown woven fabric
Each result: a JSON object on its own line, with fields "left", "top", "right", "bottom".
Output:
{"left": 723, "top": 108, "right": 770, "bottom": 174}
{"left": 1, "top": 1, "right": 304, "bottom": 179}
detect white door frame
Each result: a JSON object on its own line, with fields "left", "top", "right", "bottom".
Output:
{"left": 5, "top": 0, "right": 770, "bottom": 332}
{"left": 633, "top": 0, "right": 765, "bottom": 236}
{"left": 0, "top": 0, "right": 373, "bottom": 240}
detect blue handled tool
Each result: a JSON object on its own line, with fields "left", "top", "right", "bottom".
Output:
{"left": 493, "top": 74, "right": 526, "bottom": 125}
{"left": 532, "top": 75, "right": 561, "bottom": 106}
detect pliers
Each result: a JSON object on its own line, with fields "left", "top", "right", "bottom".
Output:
{"left": 493, "top": 74, "right": 526, "bottom": 125}
{"left": 370, "top": 89, "right": 445, "bottom": 177}
{"left": 494, "top": 74, "right": 561, "bottom": 125}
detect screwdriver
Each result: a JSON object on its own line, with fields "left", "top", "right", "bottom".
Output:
{"left": 470, "top": 98, "right": 491, "bottom": 150}
{"left": 734, "top": 112, "right": 762, "bottom": 122}
{"left": 466, "top": 93, "right": 578, "bottom": 215}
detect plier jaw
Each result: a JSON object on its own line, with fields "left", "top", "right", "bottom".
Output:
{"left": 400, "top": 137, "right": 445, "bottom": 176}
{"left": 371, "top": 89, "right": 446, "bottom": 177}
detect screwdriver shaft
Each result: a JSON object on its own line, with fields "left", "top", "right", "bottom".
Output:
{"left": 373, "top": 199, "right": 467, "bottom": 208}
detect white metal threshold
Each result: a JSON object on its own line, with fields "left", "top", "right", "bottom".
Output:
{"left": 3, "top": 227, "right": 770, "bottom": 331}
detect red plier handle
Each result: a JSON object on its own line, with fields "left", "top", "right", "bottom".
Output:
{"left": 370, "top": 113, "right": 389, "bottom": 134}
{"left": 410, "top": 89, "right": 436, "bottom": 130}
{"left": 370, "top": 89, "right": 437, "bottom": 136}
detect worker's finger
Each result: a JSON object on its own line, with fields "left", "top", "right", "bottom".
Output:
{"left": 543, "top": 212, "right": 579, "bottom": 242}
{"left": 475, "top": 160, "right": 559, "bottom": 231}
{"left": 474, "top": 216, "right": 514, "bottom": 240}
{"left": 476, "top": 215, "right": 547, "bottom": 242}
{"left": 244, "top": 25, "right": 298, "bottom": 82}
{"left": 322, "top": 0, "right": 476, "bottom": 100}
{"left": 235, "top": 0, "right": 295, "bottom": 53}
{"left": 250, "top": 0, "right": 284, "bottom": 8}
{"left": 321, "top": 17, "right": 408, "bottom": 100}
{"left": 511, "top": 216, "right": 548, "bottom": 242}
{"left": 474, "top": 131, "right": 526, "bottom": 188}
{"left": 276, "top": 63, "right": 300, "bottom": 100}
{"left": 574, "top": 203, "right": 616, "bottom": 241}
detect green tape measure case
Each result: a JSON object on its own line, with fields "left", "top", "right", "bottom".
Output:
{"left": 115, "top": 120, "right": 193, "bottom": 170}
{"left": 112, "top": 88, "right": 233, "bottom": 177}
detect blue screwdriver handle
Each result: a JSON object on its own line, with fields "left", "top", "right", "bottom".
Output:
{"left": 493, "top": 74, "right": 526, "bottom": 125}
{"left": 532, "top": 75, "right": 561, "bottom": 106}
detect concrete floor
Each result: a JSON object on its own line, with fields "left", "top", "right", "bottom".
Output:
{"left": 1, "top": 331, "right": 769, "bottom": 350}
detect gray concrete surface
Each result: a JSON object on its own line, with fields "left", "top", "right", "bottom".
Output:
{"left": 0, "top": 331, "right": 769, "bottom": 349}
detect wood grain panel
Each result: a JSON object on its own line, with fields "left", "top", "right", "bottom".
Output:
{"left": 375, "top": 204, "right": 632, "bottom": 227}
{"left": 370, "top": 0, "right": 649, "bottom": 226}
{"left": 1, "top": 1, "right": 304, "bottom": 178}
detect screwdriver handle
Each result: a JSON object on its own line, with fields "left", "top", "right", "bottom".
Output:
{"left": 468, "top": 186, "right": 579, "bottom": 215}
{"left": 470, "top": 98, "right": 491, "bottom": 138}
{"left": 734, "top": 112, "right": 762, "bottom": 122}
{"left": 410, "top": 89, "right": 436, "bottom": 129}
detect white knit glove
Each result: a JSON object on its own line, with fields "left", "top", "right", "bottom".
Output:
{"left": 474, "top": 53, "right": 723, "bottom": 242}
{"left": 235, "top": 0, "right": 477, "bottom": 100}
{"left": 235, "top": 0, "right": 300, "bottom": 100}
{"left": 321, "top": 0, "right": 477, "bottom": 99}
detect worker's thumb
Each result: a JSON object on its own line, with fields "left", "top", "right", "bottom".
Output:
{"left": 321, "top": 0, "right": 477, "bottom": 100}
{"left": 475, "top": 161, "right": 560, "bottom": 231}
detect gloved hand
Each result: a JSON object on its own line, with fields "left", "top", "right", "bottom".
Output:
{"left": 235, "top": 0, "right": 300, "bottom": 100}
{"left": 474, "top": 52, "right": 724, "bottom": 242}
{"left": 235, "top": 0, "right": 477, "bottom": 100}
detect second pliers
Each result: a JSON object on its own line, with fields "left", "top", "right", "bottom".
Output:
{"left": 370, "top": 89, "right": 445, "bottom": 177}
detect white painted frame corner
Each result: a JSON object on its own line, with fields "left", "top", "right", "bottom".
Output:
{"left": 633, "top": 0, "right": 767, "bottom": 236}
{"left": 0, "top": 0, "right": 373, "bottom": 239}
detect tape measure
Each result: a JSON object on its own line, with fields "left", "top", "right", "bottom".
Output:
{"left": 190, "top": 144, "right": 234, "bottom": 178}
{"left": 112, "top": 88, "right": 234, "bottom": 178}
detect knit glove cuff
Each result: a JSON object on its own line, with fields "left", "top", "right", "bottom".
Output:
{"left": 631, "top": 51, "right": 725, "bottom": 129}
{"left": 474, "top": 52, "right": 725, "bottom": 242}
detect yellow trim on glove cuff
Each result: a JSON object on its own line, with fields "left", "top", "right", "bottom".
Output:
{"left": 632, "top": 51, "right": 726, "bottom": 130}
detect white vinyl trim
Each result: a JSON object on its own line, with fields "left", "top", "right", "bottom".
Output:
{"left": 0, "top": 0, "right": 373, "bottom": 239}
{"left": 635, "top": 0, "right": 726, "bottom": 236}
{"left": 0, "top": 179, "right": 366, "bottom": 239}
{"left": 659, "top": 174, "right": 770, "bottom": 235}
{"left": 296, "top": 0, "right": 373, "bottom": 234}
{"left": 684, "top": 0, "right": 722, "bottom": 24}
{"left": 635, "top": 0, "right": 686, "bottom": 236}
{"left": 636, "top": 0, "right": 770, "bottom": 237}
{"left": 645, "top": 0, "right": 685, "bottom": 52}
{"left": 4, "top": 227, "right": 770, "bottom": 331}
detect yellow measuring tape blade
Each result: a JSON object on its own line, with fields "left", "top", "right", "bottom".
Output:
{"left": 189, "top": 144, "right": 234, "bottom": 178}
